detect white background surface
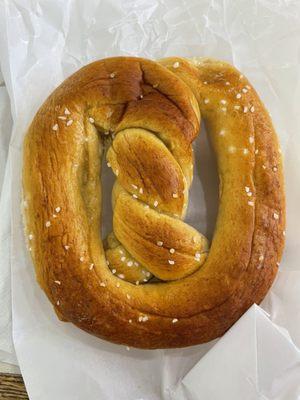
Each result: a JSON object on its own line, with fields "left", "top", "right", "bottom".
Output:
{"left": 0, "top": 66, "right": 18, "bottom": 370}
{"left": 1, "top": 0, "right": 300, "bottom": 399}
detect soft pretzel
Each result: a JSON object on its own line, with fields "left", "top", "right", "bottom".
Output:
{"left": 23, "top": 56, "right": 285, "bottom": 349}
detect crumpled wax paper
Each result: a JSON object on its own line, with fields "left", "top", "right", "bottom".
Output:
{"left": 0, "top": 66, "right": 16, "bottom": 365}
{"left": 0, "top": 0, "right": 300, "bottom": 399}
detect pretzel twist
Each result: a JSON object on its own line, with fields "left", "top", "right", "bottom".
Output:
{"left": 104, "top": 116, "right": 209, "bottom": 283}
{"left": 23, "top": 57, "right": 285, "bottom": 348}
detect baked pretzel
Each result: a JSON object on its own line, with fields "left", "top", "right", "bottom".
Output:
{"left": 23, "top": 56, "right": 285, "bottom": 349}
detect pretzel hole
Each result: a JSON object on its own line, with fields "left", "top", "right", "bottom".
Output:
{"left": 186, "top": 121, "right": 219, "bottom": 241}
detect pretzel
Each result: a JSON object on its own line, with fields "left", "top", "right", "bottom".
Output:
{"left": 23, "top": 57, "right": 285, "bottom": 349}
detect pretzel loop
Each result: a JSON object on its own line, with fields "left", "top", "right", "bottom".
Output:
{"left": 23, "top": 57, "right": 285, "bottom": 348}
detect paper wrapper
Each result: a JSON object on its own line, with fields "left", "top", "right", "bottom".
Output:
{"left": 0, "top": 65, "right": 17, "bottom": 365}
{"left": 1, "top": 0, "right": 300, "bottom": 399}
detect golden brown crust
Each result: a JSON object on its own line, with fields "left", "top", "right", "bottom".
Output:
{"left": 22, "top": 56, "right": 285, "bottom": 348}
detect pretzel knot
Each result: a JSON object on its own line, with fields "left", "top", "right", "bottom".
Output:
{"left": 23, "top": 57, "right": 285, "bottom": 348}
{"left": 105, "top": 121, "right": 209, "bottom": 283}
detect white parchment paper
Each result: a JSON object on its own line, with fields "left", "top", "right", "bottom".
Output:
{"left": 1, "top": 0, "right": 300, "bottom": 399}
{"left": 0, "top": 66, "right": 16, "bottom": 364}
